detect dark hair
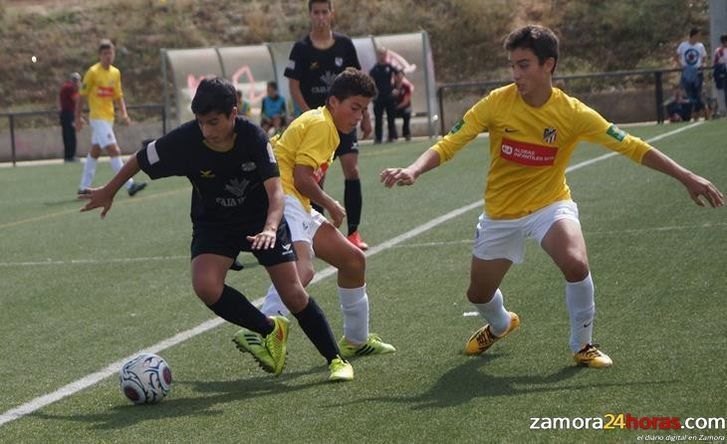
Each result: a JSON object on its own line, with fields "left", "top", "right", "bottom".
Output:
{"left": 191, "top": 77, "right": 237, "bottom": 116}
{"left": 689, "top": 28, "right": 700, "bottom": 37}
{"left": 328, "top": 68, "right": 377, "bottom": 102}
{"left": 504, "top": 25, "right": 559, "bottom": 73}
{"left": 308, "top": 0, "right": 332, "bottom": 11}
{"left": 98, "top": 38, "right": 114, "bottom": 52}
{"left": 720, "top": 33, "right": 727, "bottom": 44}
{"left": 267, "top": 81, "right": 278, "bottom": 90}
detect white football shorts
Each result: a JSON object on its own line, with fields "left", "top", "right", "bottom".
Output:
{"left": 283, "top": 194, "right": 327, "bottom": 244}
{"left": 472, "top": 199, "right": 580, "bottom": 264}
{"left": 90, "top": 119, "right": 117, "bottom": 148}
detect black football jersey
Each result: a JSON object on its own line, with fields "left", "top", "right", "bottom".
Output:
{"left": 284, "top": 32, "right": 361, "bottom": 108}
{"left": 137, "top": 117, "right": 279, "bottom": 227}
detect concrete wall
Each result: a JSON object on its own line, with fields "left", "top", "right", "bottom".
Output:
{"left": 0, "top": 120, "right": 165, "bottom": 162}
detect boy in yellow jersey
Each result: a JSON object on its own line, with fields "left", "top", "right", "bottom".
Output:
{"left": 381, "top": 25, "right": 724, "bottom": 368}
{"left": 251, "top": 68, "right": 396, "bottom": 359}
{"left": 75, "top": 39, "right": 146, "bottom": 197}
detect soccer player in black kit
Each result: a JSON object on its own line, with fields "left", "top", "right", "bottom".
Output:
{"left": 80, "top": 77, "right": 354, "bottom": 382}
{"left": 285, "top": 0, "right": 372, "bottom": 251}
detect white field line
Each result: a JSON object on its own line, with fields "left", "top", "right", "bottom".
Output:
{"left": 0, "top": 255, "right": 189, "bottom": 267}
{"left": 0, "top": 122, "right": 702, "bottom": 427}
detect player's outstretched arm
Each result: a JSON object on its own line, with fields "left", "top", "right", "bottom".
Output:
{"left": 79, "top": 153, "right": 142, "bottom": 218}
{"left": 641, "top": 148, "right": 724, "bottom": 208}
{"left": 380, "top": 148, "right": 442, "bottom": 188}
{"left": 247, "top": 177, "right": 284, "bottom": 250}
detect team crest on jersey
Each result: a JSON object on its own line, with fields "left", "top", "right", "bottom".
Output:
{"left": 543, "top": 128, "right": 557, "bottom": 144}
{"left": 241, "top": 162, "right": 257, "bottom": 172}
{"left": 200, "top": 170, "right": 215, "bottom": 178}
{"left": 310, "top": 61, "right": 320, "bottom": 70}
{"left": 334, "top": 57, "right": 343, "bottom": 67}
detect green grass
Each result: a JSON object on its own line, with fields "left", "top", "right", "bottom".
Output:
{"left": 0, "top": 121, "right": 725, "bottom": 442}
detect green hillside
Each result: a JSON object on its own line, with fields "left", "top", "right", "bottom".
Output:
{"left": 0, "top": 0, "right": 708, "bottom": 111}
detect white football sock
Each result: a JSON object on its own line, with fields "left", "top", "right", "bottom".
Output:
{"left": 338, "top": 284, "right": 369, "bottom": 345}
{"left": 473, "top": 288, "right": 511, "bottom": 336}
{"left": 565, "top": 272, "right": 595, "bottom": 352}
{"left": 109, "top": 156, "right": 134, "bottom": 190}
{"left": 260, "top": 284, "right": 290, "bottom": 317}
{"left": 80, "top": 154, "right": 97, "bottom": 190}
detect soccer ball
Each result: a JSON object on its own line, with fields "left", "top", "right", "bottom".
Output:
{"left": 119, "top": 353, "right": 172, "bottom": 404}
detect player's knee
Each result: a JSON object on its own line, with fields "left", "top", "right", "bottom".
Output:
{"left": 192, "top": 277, "right": 223, "bottom": 305}
{"left": 107, "top": 145, "right": 121, "bottom": 156}
{"left": 561, "top": 255, "right": 589, "bottom": 282}
{"left": 340, "top": 247, "right": 366, "bottom": 276}
{"left": 297, "top": 263, "right": 316, "bottom": 287}
{"left": 343, "top": 165, "right": 360, "bottom": 180}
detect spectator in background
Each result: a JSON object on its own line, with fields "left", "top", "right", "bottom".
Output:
{"left": 665, "top": 84, "right": 693, "bottom": 122}
{"left": 392, "top": 70, "right": 413, "bottom": 141}
{"left": 369, "top": 47, "right": 398, "bottom": 143}
{"left": 236, "top": 90, "right": 252, "bottom": 117}
{"left": 260, "top": 81, "right": 287, "bottom": 135}
{"left": 713, "top": 34, "right": 727, "bottom": 118}
{"left": 59, "top": 72, "right": 81, "bottom": 162}
{"left": 675, "top": 27, "right": 708, "bottom": 121}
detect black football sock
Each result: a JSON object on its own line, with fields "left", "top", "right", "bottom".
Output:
{"left": 344, "top": 179, "right": 362, "bottom": 235}
{"left": 292, "top": 297, "right": 340, "bottom": 363}
{"left": 208, "top": 285, "right": 273, "bottom": 336}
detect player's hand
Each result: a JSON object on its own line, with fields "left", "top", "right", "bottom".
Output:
{"left": 380, "top": 167, "right": 417, "bottom": 188}
{"left": 74, "top": 118, "right": 84, "bottom": 132}
{"left": 79, "top": 187, "right": 115, "bottom": 218}
{"left": 683, "top": 173, "right": 724, "bottom": 208}
{"left": 121, "top": 115, "right": 132, "bottom": 126}
{"left": 326, "top": 200, "right": 346, "bottom": 228}
{"left": 246, "top": 228, "right": 277, "bottom": 250}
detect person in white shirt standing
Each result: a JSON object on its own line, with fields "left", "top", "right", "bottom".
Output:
{"left": 675, "top": 27, "right": 709, "bottom": 121}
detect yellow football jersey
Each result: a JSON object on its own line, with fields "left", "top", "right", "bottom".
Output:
{"left": 79, "top": 62, "right": 123, "bottom": 122}
{"left": 272, "top": 106, "right": 339, "bottom": 212}
{"left": 432, "top": 84, "right": 652, "bottom": 219}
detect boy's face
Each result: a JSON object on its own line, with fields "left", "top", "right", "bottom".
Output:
{"left": 328, "top": 95, "right": 370, "bottom": 134}
{"left": 267, "top": 85, "right": 276, "bottom": 96}
{"left": 508, "top": 47, "right": 554, "bottom": 100}
{"left": 309, "top": 1, "right": 333, "bottom": 31}
{"left": 196, "top": 110, "right": 236, "bottom": 146}
{"left": 99, "top": 47, "right": 115, "bottom": 66}
{"left": 376, "top": 50, "right": 387, "bottom": 64}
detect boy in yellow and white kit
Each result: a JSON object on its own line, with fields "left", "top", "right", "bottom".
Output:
{"left": 76, "top": 39, "right": 146, "bottom": 197}
{"left": 250, "top": 68, "right": 396, "bottom": 359}
{"left": 381, "top": 25, "right": 723, "bottom": 368}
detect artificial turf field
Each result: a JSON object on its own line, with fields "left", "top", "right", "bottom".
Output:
{"left": 1, "top": 120, "right": 725, "bottom": 442}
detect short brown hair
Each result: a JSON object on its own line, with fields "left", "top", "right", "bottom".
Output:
{"left": 98, "top": 38, "right": 114, "bottom": 52}
{"left": 308, "top": 0, "right": 332, "bottom": 11}
{"left": 328, "top": 68, "right": 377, "bottom": 102}
{"left": 504, "top": 25, "right": 559, "bottom": 73}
